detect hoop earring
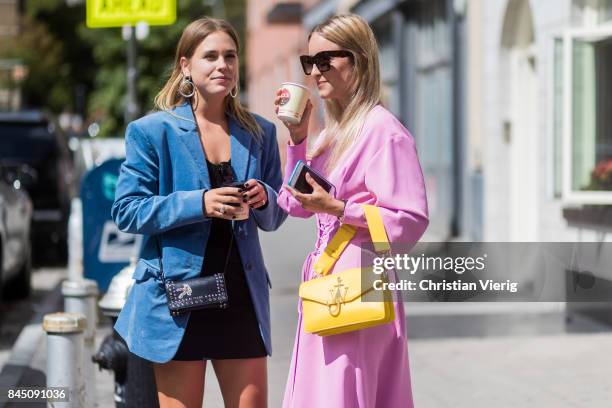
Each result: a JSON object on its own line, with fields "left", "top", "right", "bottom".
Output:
{"left": 178, "top": 75, "right": 195, "bottom": 98}
{"left": 230, "top": 86, "right": 238, "bottom": 98}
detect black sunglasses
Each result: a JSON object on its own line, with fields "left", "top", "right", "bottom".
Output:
{"left": 299, "top": 50, "right": 354, "bottom": 75}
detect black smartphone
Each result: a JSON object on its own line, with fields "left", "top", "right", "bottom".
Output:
{"left": 287, "top": 160, "right": 333, "bottom": 194}
{"left": 224, "top": 181, "right": 246, "bottom": 190}
{"left": 222, "top": 181, "right": 246, "bottom": 207}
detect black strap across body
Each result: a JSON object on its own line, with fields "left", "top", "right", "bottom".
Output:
{"left": 156, "top": 234, "right": 232, "bottom": 317}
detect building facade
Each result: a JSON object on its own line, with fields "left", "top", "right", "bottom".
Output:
{"left": 246, "top": 0, "right": 612, "bottom": 243}
{"left": 0, "top": 0, "right": 23, "bottom": 110}
{"left": 246, "top": 0, "right": 323, "bottom": 166}
{"left": 480, "top": 0, "right": 612, "bottom": 242}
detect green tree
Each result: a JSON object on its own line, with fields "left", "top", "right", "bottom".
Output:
{"left": 2, "top": 0, "right": 247, "bottom": 136}
{"left": 1, "top": 0, "right": 93, "bottom": 113}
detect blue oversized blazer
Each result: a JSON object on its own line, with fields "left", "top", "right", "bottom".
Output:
{"left": 111, "top": 103, "right": 287, "bottom": 363}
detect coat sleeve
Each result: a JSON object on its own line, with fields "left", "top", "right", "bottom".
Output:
{"left": 251, "top": 123, "right": 288, "bottom": 231}
{"left": 111, "top": 122, "right": 208, "bottom": 235}
{"left": 341, "top": 134, "right": 429, "bottom": 244}
{"left": 276, "top": 140, "right": 315, "bottom": 219}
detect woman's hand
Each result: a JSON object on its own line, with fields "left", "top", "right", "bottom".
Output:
{"left": 203, "top": 187, "right": 246, "bottom": 219}
{"left": 285, "top": 173, "right": 345, "bottom": 216}
{"left": 242, "top": 179, "right": 268, "bottom": 210}
{"left": 274, "top": 89, "right": 313, "bottom": 146}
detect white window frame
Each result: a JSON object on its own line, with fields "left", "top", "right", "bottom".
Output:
{"left": 562, "top": 23, "right": 612, "bottom": 204}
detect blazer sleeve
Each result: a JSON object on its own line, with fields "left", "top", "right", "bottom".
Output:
{"left": 111, "top": 122, "right": 207, "bottom": 235}
{"left": 341, "top": 133, "right": 429, "bottom": 244}
{"left": 251, "top": 123, "right": 288, "bottom": 231}
{"left": 276, "top": 140, "right": 315, "bottom": 219}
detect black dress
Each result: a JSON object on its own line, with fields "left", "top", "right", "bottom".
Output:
{"left": 172, "top": 159, "right": 267, "bottom": 361}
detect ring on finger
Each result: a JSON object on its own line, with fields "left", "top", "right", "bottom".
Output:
{"left": 219, "top": 204, "right": 226, "bottom": 215}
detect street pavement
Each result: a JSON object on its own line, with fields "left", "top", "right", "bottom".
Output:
{"left": 2, "top": 217, "right": 612, "bottom": 407}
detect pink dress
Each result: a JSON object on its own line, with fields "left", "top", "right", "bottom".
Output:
{"left": 278, "top": 105, "right": 429, "bottom": 408}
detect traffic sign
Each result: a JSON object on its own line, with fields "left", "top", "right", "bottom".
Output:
{"left": 86, "top": 0, "right": 176, "bottom": 28}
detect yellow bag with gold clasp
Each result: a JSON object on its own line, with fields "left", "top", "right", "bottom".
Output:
{"left": 298, "top": 205, "right": 395, "bottom": 336}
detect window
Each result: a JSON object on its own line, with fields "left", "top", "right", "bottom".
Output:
{"left": 559, "top": 24, "right": 612, "bottom": 203}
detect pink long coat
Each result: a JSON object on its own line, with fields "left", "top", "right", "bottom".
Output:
{"left": 277, "top": 105, "right": 429, "bottom": 408}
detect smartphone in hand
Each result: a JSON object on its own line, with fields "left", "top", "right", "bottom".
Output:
{"left": 288, "top": 160, "right": 333, "bottom": 194}
{"left": 222, "top": 181, "right": 246, "bottom": 207}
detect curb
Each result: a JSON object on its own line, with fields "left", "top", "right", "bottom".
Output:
{"left": 0, "top": 282, "right": 63, "bottom": 408}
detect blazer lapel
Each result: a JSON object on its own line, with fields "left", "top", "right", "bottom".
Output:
{"left": 172, "top": 104, "right": 253, "bottom": 187}
{"left": 229, "top": 116, "right": 252, "bottom": 182}
{"left": 173, "top": 103, "right": 211, "bottom": 189}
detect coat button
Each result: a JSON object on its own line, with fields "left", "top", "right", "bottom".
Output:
{"left": 245, "top": 262, "right": 252, "bottom": 270}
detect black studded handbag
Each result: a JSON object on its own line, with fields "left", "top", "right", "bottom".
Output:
{"left": 156, "top": 234, "right": 232, "bottom": 317}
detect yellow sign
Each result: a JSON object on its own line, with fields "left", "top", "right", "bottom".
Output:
{"left": 86, "top": 0, "right": 176, "bottom": 28}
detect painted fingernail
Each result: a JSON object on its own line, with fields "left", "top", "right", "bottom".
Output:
{"left": 232, "top": 215, "right": 236, "bottom": 220}
{"left": 243, "top": 199, "right": 248, "bottom": 203}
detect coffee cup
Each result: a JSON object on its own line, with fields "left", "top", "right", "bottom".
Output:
{"left": 277, "top": 82, "right": 310, "bottom": 125}
{"left": 223, "top": 181, "right": 249, "bottom": 220}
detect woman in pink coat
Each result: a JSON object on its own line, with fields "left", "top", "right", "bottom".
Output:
{"left": 275, "top": 14, "right": 429, "bottom": 408}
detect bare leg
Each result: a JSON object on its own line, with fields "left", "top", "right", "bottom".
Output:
{"left": 154, "top": 360, "right": 206, "bottom": 408}
{"left": 212, "top": 357, "right": 267, "bottom": 408}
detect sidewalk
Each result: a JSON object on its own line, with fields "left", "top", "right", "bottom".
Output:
{"left": 410, "top": 332, "right": 612, "bottom": 407}
{"left": 3, "top": 262, "right": 612, "bottom": 407}
{"left": 11, "top": 314, "right": 612, "bottom": 408}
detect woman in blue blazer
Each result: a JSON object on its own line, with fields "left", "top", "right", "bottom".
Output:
{"left": 111, "top": 17, "right": 286, "bottom": 407}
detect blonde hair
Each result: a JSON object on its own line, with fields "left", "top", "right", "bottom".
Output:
{"left": 154, "top": 17, "right": 262, "bottom": 139}
{"left": 309, "top": 14, "right": 381, "bottom": 173}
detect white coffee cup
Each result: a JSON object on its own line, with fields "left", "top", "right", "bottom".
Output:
{"left": 277, "top": 82, "right": 310, "bottom": 125}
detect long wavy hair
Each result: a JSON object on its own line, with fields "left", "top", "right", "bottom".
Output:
{"left": 308, "top": 14, "right": 381, "bottom": 173}
{"left": 154, "top": 17, "right": 262, "bottom": 139}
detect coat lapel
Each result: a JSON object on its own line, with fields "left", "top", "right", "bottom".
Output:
{"left": 173, "top": 103, "right": 211, "bottom": 189}
{"left": 172, "top": 103, "right": 253, "bottom": 187}
{"left": 229, "top": 116, "right": 252, "bottom": 183}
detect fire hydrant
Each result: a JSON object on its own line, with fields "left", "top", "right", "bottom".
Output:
{"left": 93, "top": 258, "right": 159, "bottom": 407}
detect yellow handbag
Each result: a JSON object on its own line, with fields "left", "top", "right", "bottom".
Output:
{"left": 298, "top": 205, "right": 395, "bottom": 336}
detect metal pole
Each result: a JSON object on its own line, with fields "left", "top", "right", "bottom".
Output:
{"left": 43, "top": 313, "right": 86, "bottom": 408}
{"left": 126, "top": 26, "right": 139, "bottom": 123}
{"left": 67, "top": 198, "right": 83, "bottom": 282}
{"left": 63, "top": 280, "right": 99, "bottom": 408}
